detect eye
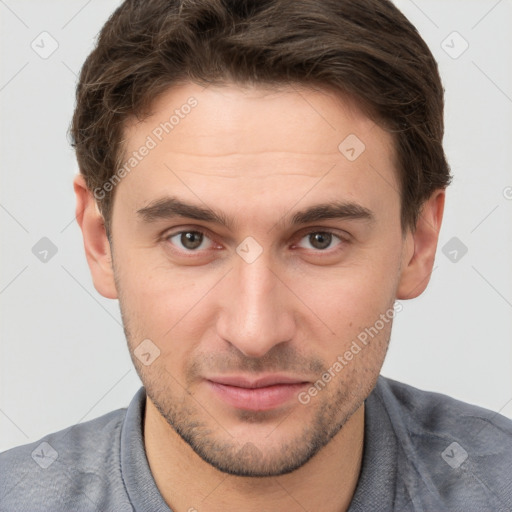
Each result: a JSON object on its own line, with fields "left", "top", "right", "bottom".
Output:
{"left": 296, "top": 231, "right": 343, "bottom": 251}
{"left": 166, "top": 230, "right": 213, "bottom": 251}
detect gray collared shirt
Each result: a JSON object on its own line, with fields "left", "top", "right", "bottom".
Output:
{"left": 1, "top": 376, "right": 511, "bottom": 511}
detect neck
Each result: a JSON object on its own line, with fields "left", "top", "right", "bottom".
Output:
{"left": 144, "top": 397, "right": 364, "bottom": 512}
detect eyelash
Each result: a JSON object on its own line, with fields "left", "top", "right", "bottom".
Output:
{"left": 162, "top": 227, "right": 349, "bottom": 255}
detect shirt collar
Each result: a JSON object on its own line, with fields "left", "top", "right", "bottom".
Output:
{"left": 120, "top": 378, "right": 397, "bottom": 512}
{"left": 347, "top": 377, "right": 399, "bottom": 511}
{"left": 120, "top": 387, "right": 172, "bottom": 512}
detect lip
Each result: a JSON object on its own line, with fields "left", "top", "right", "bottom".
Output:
{"left": 205, "top": 374, "right": 310, "bottom": 411}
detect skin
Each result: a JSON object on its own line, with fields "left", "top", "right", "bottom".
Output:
{"left": 74, "top": 82, "right": 444, "bottom": 512}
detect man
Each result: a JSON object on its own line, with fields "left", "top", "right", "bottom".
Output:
{"left": 1, "top": 0, "right": 511, "bottom": 510}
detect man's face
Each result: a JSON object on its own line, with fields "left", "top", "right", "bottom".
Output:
{"left": 109, "top": 82, "right": 408, "bottom": 476}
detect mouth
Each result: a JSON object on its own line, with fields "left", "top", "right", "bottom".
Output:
{"left": 205, "top": 374, "right": 310, "bottom": 411}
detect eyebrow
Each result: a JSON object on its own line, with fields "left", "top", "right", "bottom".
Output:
{"left": 136, "top": 197, "right": 233, "bottom": 228}
{"left": 136, "top": 196, "right": 374, "bottom": 229}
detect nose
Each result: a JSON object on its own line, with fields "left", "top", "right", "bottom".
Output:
{"left": 216, "top": 253, "right": 296, "bottom": 358}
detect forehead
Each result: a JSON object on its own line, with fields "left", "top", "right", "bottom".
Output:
{"left": 115, "top": 82, "right": 399, "bottom": 227}
{"left": 124, "top": 81, "right": 391, "bottom": 159}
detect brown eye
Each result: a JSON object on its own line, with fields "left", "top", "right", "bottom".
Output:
{"left": 296, "top": 231, "right": 342, "bottom": 251}
{"left": 309, "top": 232, "right": 332, "bottom": 250}
{"left": 181, "top": 231, "right": 203, "bottom": 249}
{"left": 167, "top": 230, "right": 211, "bottom": 251}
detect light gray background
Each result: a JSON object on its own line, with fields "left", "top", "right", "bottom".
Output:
{"left": 1, "top": 0, "right": 511, "bottom": 452}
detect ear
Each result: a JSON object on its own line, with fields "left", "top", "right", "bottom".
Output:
{"left": 73, "top": 174, "right": 118, "bottom": 299}
{"left": 397, "top": 189, "right": 445, "bottom": 299}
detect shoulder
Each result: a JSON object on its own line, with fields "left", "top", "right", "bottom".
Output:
{"left": 373, "top": 376, "right": 512, "bottom": 510}
{"left": 375, "top": 375, "right": 512, "bottom": 438}
{"left": 0, "top": 407, "right": 132, "bottom": 512}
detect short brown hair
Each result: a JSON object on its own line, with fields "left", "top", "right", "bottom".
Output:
{"left": 71, "top": 0, "right": 451, "bottom": 237}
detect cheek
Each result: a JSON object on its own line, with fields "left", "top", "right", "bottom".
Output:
{"left": 298, "top": 272, "right": 396, "bottom": 401}
{"left": 116, "top": 253, "right": 221, "bottom": 354}
{"left": 119, "top": 248, "right": 187, "bottom": 307}
{"left": 291, "top": 256, "right": 400, "bottom": 342}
